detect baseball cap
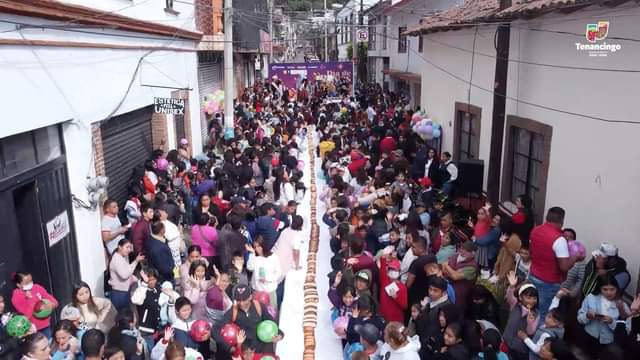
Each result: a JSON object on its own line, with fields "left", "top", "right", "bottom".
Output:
{"left": 60, "top": 306, "right": 81, "bottom": 321}
{"left": 592, "top": 242, "right": 618, "bottom": 258}
{"left": 231, "top": 196, "right": 251, "bottom": 206}
{"left": 418, "top": 177, "right": 432, "bottom": 188}
{"left": 387, "top": 259, "right": 401, "bottom": 270}
{"left": 355, "top": 270, "right": 371, "bottom": 283}
{"left": 232, "top": 284, "right": 252, "bottom": 301}
{"left": 355, "top": 323, "right": 380, "bottom": 345}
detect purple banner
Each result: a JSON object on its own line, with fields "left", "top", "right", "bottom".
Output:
{"left": 269, "top": 62, "right": 353, "bottom": 89}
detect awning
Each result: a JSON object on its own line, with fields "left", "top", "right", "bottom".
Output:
{"left": 382, "top": 69, "right": 421, "bottom": 82}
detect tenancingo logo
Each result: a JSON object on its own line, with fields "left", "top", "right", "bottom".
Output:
{"left": 575, "top": 21, "right": 622, "bottom": 56}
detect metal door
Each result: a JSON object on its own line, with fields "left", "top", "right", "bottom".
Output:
{"left": 101, "top": 106, "right": 154, "bottom": 205}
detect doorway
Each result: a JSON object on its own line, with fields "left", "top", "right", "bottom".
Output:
{"left": 12, "top": 182, "right": 53, "bottom": 292}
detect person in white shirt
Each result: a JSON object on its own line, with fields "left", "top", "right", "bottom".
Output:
{"left": 101, "top": 199, "right": 128, "bottom": 256}
{"left": 245, "top": 236, "right": 282, "bottom": 311}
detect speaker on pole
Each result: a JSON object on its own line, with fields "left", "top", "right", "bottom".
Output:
{"left": 457, "top": 159, "right": 484, "bottom": 196}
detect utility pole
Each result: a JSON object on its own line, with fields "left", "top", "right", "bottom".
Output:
{"left": 268, "top": 0, "right": 274, "bottom": 63}
{"left": 223, "top": 0, "right": 235, "bottom": 139}
{"left": 324, "top": 0, "right": 328, "bottom": 61}
{"left": 351, "top": 6, "right": 357, "bottom": 96}
{"left": 359, "top": 0, "right": 364, "bottom": 83}
{"left": 487, "top": 0, "right": 512, "bottom": 203}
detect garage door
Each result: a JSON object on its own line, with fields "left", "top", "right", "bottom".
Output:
{"left": 101, "top": 106, "right": 153, "bottom": 204}
{"left": 197, "top": 56, "right": 222, "bottom": 142}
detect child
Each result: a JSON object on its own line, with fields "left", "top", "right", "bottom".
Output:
{"left": 158, "top": 282, "right": 180, "bottom": 327}
{"left": 107, "top": 309, "right": 145, "bottom": 360}
{"left": 379, "top": 321, "right": 420, "bottom": 360}
{"left": 346, "top": 295, "right": 385, "bottom": 346}
{"left": 246, "top": 236, "right": 282, "bottom": 311}
{"left": 504, "top": 273, "right": 540, "bottom": 360}
{"left": 538, "top": 338, "right": 575, "bottom": 360}
{"left": 518, "top": 308, "right": 565, "bottom": 360}
{"left": 477, "top": 328, "right": 509, "bottom": 360}
{"left": 424, "top": 263, "right": 456, "bottom": 304}
{"left": 378, "top": 255, "right": 407, "bottom": 323}
{"left": 130, "top": 268, "right": 163, "bottom": 351}
{"left": 328, "top": 272, "right": 357, "bottom": 318}
{"left": 577, "top": 275, "right": 629, "bottom": 359}
{"left": 228, "top": 251, "right": 249, "bottom": 297}
{"left": 406, "top": 304, "right": 421, "bottom": 337}
{"left": 439, "top": 322, "right": 469, "bottom": 360}
{"left": 167, "top": 297, "right": 197, "bottom": 350}
{"left": 51, "top": 320, "right": 82, "bottom": 360}
{"left": 515, "top": 245, "right": 532, "bottom": 282}
{"left": 206, "top": 267, "right": 233, "bottom": 327}
{"left": 232, "top": 329, "right": 280, "bottom": 360}
{"left": 150, "top": 328, "right": 204, "bottom": 360}
{"left": 416, "top": 277, "right": 451, "bottom": 356}
{"left": 182, "top": 260, "right": 212, "bottom": 320}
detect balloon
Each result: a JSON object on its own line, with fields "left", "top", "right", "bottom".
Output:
{"left": 155, "top": 158, "right": 169, "bottom": 171}
{"left": 266, "top": 305, "right": 277, "bottom": 319}
{"left": 5, "top": 315, "right": 31, "bottom": 338}
{"left": 256, "top": 320, "right": 279, "bottom": 343}
{"left": 297, "top": 160, "right": 305, "bottom": 171}
{"left": 333, "top": 316, "right": 349, "bottom": 339}
{"left": 219, "top": 323, "right": 241, "bottom": 346}
{"left": 190, "top": 320, "right": 212, "bottom": 342}
{"left": 254, "top": 291, "right": 271, "bottom": 306}
{"left": 33, "top": 299, "right": 52, "bottom": 319}
{"left": 259, "top": 356, "right": 276, "bottom": 360}
{"left": 411, "top": 113, "right": 422, "bottom": 123}
{"left": 206, "top": 286, "right": 223, "bottom": 310}
{"left": 432, "top": 122, "right": 441, "bottom": 130}
{"left": 568, "top": 241, "right": 586, "bottom": 258}
{"left": 424, "top": 125, "right": 433, "bottom": 134}
{"left": 432, "top": 128, "right": 441, "bottom": 139}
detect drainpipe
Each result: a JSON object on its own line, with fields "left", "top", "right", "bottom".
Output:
{"left": 487, "top": 0, "right": 511, "bottom": 204}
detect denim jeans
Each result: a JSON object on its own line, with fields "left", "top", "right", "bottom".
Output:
{"left": 110, "top": 289, "right": 131, "bottom": 311}
{"left": 442, "top": 182, "right": 454, "bottom": 196}
{"left": 528, "top": 273, "right": 561, "bottom": 319}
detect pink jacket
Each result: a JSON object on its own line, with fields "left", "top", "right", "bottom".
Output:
{"left": 191, "top": 224, "right": 218, "bottom": 257}
{"left": 12, "top": 284, "right": 58, "bottom": 330}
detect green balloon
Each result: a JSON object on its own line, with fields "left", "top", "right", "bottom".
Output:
{"left": 256, "top": 320, "right": 278, "bottom": 343}
{"left": 6, "top": 315, "right": 32, "bottom": 338}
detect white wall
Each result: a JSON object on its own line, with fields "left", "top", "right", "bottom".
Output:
{"left": 420, "top": 4, "right": 640, "bottom": 293}
{"left": 0, "top": 2, "right": 201, "bottom": 293}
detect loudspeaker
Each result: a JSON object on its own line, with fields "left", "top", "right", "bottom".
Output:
{"left": 457, "top": 159, "right": 484, "bottom": 196}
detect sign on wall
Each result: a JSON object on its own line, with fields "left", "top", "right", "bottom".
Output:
{"left": 46, "top": 211, "right": 70, "bottom": 247}
{"left": 154, "top": 97, "right": 185, "bottom": 115}
{"left": 356, "top": 29, "right": 369, "bottom": 43}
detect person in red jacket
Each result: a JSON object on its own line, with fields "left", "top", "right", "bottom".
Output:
{"left": 379, "top": 130, "right": 397, "bottom": 155}
{"left": 131, "top": 204, "right": 154, "bottom": 255}
{"left": 378, "top": 254, "right": 408, "bottom": 323}
{"left": 11, "top": 271, "right": 58, "bottom": 338}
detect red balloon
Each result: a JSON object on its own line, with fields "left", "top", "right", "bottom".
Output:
{"left": 190, "top": 320, "right": 212, "bottom": 342}
{"left": 219, "top": 323, "right": 241, "bottom": 346}
{"left": 254, "top": 291, "right": 271, "bottom": 306}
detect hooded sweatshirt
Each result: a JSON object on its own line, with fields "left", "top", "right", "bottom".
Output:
{"left": 379, "top": 335, "right": 421, "bottom": 360}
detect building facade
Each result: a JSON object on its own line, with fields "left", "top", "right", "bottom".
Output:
{"left": 409, "top": 0, "right": 640, "bottom": 294}
{"left": 0, "top": 0, "right": 202, "bottom": 299}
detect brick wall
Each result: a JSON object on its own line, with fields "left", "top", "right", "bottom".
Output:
{"left": 151, "top": 112, "right": 168, "bottom": 152}
{"left": 196, "top": 0, "right": 223, "bottom": 35}
{"left": 91, "top": 124, "right": 105, "bottom": 177}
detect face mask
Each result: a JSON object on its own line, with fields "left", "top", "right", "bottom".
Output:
{"left": 419, "top": 213, "right": 430, "bottom": 226}
{"left": 388, "top": 270, "right": 400, "bottom": 280}
{"left": 22, "top": 282, "right": 34, "bottom": 291}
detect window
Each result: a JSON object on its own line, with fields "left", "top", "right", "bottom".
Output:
{"left": 419, "top": 35, "right": 424, "bottom": 53}
{"left": 368, "top": 18, "right": 376, "bottom": 51}
{"left": 501, "top": 116, "right": 552, "bottom": 222}
{"left": 454, "top": 103, "right": 481, "bottom": 161}
{"left": 0, "top": 125, "right": 63, "bottom": 180}
{"left": 398, "top": 26, "right": 407, "bottom": 53}
{"left": 382, "top": 17, "right": 388, "bottom": 50}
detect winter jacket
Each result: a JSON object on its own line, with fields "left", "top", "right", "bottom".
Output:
{"left": 346, "top": 315, "right": 385, "bottom": 345}
{"left": 378, "top": 336, "right": 421, "bottom": 360}
{"left": 145, "top": 237, "right": 175, "bottom": 284}
{"left": 378, "top": 257, "right": 407, "bottom": 323}
{"left": 131, "top": 219, "right": 150, "bottom": 255}
{"left": 255, "top": 215, "right": 280, "bottom": 252}
{"left": 190, "top": 224, "right": 218, "bottom": 257}
{"left": 578, "top": 293, "right": 631, "bottom": 344}
{"left": 131, "top": 282, "right": 162, "bottom": 335}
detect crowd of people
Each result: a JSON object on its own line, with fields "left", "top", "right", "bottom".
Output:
{"left": 0, "top": 75, "right": 639, "bottom": 360}
{"left": 314, "top": 83, "right": 640, "bottom": 360}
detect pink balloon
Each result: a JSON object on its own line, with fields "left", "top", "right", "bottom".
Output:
{"left": 155, "top": 158, "right": 169, "bottom": 171}
{"left": 333, "top": 316, "right": 349, "bottom": 338}
{"left": 297, "top": 160, "right": 305, "bottom": 171}
{"left": 568, "top": 240, "right": 586, "bottom": 258}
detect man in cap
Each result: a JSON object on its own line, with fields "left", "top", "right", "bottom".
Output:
{"left": 581, "top": 242, "right": 631, "bottom": 297}
{"left": 213, "top": 285, "right": 283, "bottom": 359}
